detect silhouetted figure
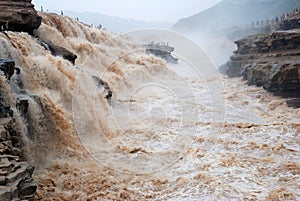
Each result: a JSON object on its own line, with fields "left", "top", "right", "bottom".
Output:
{"left": 41, "top": 6, "right": 43, "bottom": 12}
{"left": 281, "top": 13, "right": 285, "bottom": 21}
{"left": 61, "top": 10, "right": 63, "bottom": 15}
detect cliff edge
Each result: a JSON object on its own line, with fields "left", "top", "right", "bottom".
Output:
{"left": 220, "top": 13, "right": 300, "bottom": 107}
{"left": 0, "top": 0, "right": 41, "bottom": 34}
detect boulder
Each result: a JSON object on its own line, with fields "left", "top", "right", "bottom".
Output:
{"left": 92, "top": 76, "right": 113, "bottom": 100}
{"left": 0, "top": 0, "right": 41, "bottom": 34}
{"left": 0, "top": 59, "right": 15, "bottom": 80}
{"left": 16, "top": 97, "right": 29, "bottom": 116}
{"left": 48, "top": 44, "right": 77, "bottom": 65}
{"left": 0, "top": 106, "right": 13, "bottom": 118}
{"left": 18, "top": 178, "right": 37, "bottom": 199}
{"left": 39, "top": 41, "right": 77, "bottom": 65}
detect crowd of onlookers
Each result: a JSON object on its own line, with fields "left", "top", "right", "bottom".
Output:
{"left": 252, "top": 8, "right": 300, "bottom": 27}
{"left": 40, "top": 6, "right": 105, "bottom": 30}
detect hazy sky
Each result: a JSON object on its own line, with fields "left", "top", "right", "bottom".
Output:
{"left": 32, "top": 0, "right": 222, "bottom": 22}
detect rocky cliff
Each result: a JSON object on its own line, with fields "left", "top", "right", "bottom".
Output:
{"left": 0, "top": 0, "right": 41, "bottom": 34}
{"left": 0, "top": 118, "right": 36, "bottom": 201}
{"left": 0, "top": 65, "right": 36, "bottom": 200}
{"left": 221, "top": 14, "right": 300, "bottom": 108}
{"left": 0, "top": 0, "right": 39, "bottom": 199}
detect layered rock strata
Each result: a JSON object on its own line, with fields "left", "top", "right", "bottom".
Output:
{"left": 0, "top": 0, "right": 41, "bottom": 34}
{"left": 220, "top": 15, "right": 300, "bottom": 107}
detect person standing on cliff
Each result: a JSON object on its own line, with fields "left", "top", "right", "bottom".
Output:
{"left": 61, "top": 10, "right": 64, "bottom": 15}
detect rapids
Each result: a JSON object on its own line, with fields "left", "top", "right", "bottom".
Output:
{"left": 0, "top": 12, "right": 299, "bottom": 200}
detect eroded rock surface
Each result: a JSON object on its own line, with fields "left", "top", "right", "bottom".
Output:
{"left": 0, "top": 0, "right": 41, "bottom": 34}
{"left": 0, "top": 60, "right": 36, "bottom": 200}
{"left": 0, "top": 118, "right": 36, "bottom": 201}
{"left": 0, "top": 59, "right": 15, "bottom": 80}
{"left": 39, "top": 41, "right": 77, "bottom": 65}
{"left": 220, "top": 14, "right": 300, "bottom": 107}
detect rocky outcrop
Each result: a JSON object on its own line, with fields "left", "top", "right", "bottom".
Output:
{"left": 16, "top": 97, "right": 29, "bottom": 118}
{"left": 0, "top": 118, "right": 36, "bottom": 201}
{"left": 0, "top": 0, "right": 41, "bottom": 34}
{"left": 39, "top": 41, "right": 77, "bottom": 65}
{"left": 92, "top": 76, "right": 112, "bottom": 100}
{"left": 142, "top": 42, "right": 178, "bottom": 64}
{"left": 0, "top": 59, "right": 21, "bottom": 80}
{"left": 0, "top": 59, "right": 36, "bottom": 200}
{"left": 220, "top": 17, "right": 300, "bottom": 107}
{"left": 279, "top": 15, "right": 300, "bottom": 30}
{"left": 48, "top": 44, "right": 77, "bottom": 65}
{"left": 146, "top": 49, "right": 178, "bottom": 64}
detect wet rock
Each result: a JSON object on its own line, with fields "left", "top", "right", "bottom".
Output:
{"left": 92, "top": 76, "right": 113, "bottom": 101}
{"left": 14, "top": 67, "right": 20, "bottom": 75}
{"left": 10, "top": 147, "right": 21, "bottom": 156}
{"left": 0, "top": 127, "right": 8, "bottom": 140}
{"left": 221, "top": 27, "right": 300, "bottom": 106}
{"left": 143, "top": 42, "right": 178, "bottom": 64}
{"left": 0, "top": 58, "right": 15, "bottom": 80}
{"left": 106, "top": 90, "right": 113, "bottom": 99}
{"left": 49, "top": 44, "right": 77, "bottom": 65}
{"left": 146, "top": 49, "right": 178, "bottom": 64}
{"left": 16, "top": 97, "right": 29, "bottom": 116}
{"left": 0, "top": 155, "right": 19, "bottom": 161}
{"left": 0, "top": 106, "right": 13, "bottom": 118}
{"left": 92, "top": 76, "right": 109, "bottom": 88}
{"left": 0, "top": 158, "right": 13, "bottom": 172}
{"left": 38, "top": 40, "right": 77, "bottom": 64}
{"left": 286, "top": 98, "right": 300, "bottom": 108}
{"left": 0, "top": 117, "right": 36, "bottom": 200}
{"left": 0, "top": 189, "right": 12, "bottom": 201}
{"left": 18, "top": 178, "right": 36, "bottom": 199}
{"left": 0, "top": 0, "right": 41, "bottom": 34}
{"left": 0, "top": 176, "right": 5, "bottom": 185}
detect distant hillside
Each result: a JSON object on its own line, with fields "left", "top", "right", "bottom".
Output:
{"left": 65, "top": 10, "right": 171, "bottom": 33}
{"left": 173, "top": 0, "right": 300, "bottom": 33}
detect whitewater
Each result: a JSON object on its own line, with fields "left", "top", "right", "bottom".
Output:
{"left": 0, "top": 13, "right": 299, "bottom": 200}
